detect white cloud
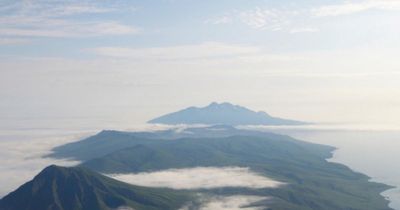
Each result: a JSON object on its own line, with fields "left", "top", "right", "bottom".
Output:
{"left": 108, "top": 167, "right": 284, "bottom": 190}
{"left": 312, "top": 0, "right": 400, "bottom": 17}
{"left": 197, "top": 195, "right": 267, "bottom": 210}
{"left": 180, "top": 195, "right": 268, "bottom": 210}
{"left": 206, "top": 7, "right": 298, "bottom": 31}
{"left": 239, "top": 8, "right": 290, "bottom": 31}
{"left": 0, "top": 1, "right": 138, "bottom": 38}
{"left": 0, "top": 1, "right": 115, "bottom": 17}
{"left": 207, "top": 1, "right": 400, "bottom": 32}
{"left": 0, "top": 22, "right": 138, "bottom": 38}
{"left": 49, "top": 4, "right": 115, "bottom": 16}
{"left": 91, "top": 42, "right": 260, "bottom": 60}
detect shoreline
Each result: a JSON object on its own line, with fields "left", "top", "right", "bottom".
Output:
{"left": 242, "top": 125, "right": 400, "bottom": 210}
{"left": 327, "top": 147, "right": 395, "bottom": 209}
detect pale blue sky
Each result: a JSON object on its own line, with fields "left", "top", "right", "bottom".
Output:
{"left": 1, "top": 0, "right": 400, "bottom": 125}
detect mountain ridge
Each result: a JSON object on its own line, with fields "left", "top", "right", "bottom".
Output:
{"left": 148, "top": 102, "right": 308, "bottom": 126}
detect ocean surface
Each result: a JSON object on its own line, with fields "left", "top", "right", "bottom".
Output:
{"left": 0, "top": 119, "right": 399, "bottom": 209}
{"left": 247, "top": 125, "right": 400, "bottom": 210}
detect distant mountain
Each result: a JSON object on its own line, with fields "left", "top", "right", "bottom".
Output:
{"left": 0, "top": 165, "right": 191, "bottom": 210}
{"left": 148, "top": 102, "right": 308, "bottom": 125}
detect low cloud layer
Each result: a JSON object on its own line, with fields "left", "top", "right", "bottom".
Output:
{"left": 181, "top": 195, "right": 268, "bottom": 210}
{"left": 0, "top": 122, "right": 189, "bottom": 198}
{"left": 198, "top": 196, "right": 266, "bottom": 210}
{"left": 108, "top": 167, "right": 283, "bottom": 190}
{"left": 0, "top": 128, "right": 86, "bottom": 197}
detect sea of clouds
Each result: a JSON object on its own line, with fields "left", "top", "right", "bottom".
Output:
{"left": 108, "top": 167, "right": 283, "bottom": 189}
{"left": 0, "top": 128, "right": 85, "bottom": 197}
{"left": 0, "top": 121, "right": 173, "bottom": 197}
{"left": 109, "top": 167, "right": 283, "bottom": 210}
{"left": 180, "top": 195, "right": 268, "bottom": 210}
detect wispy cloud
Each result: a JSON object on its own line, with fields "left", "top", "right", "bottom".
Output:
{"left": 91, "top": 42, "right": 260, "bottom": 60}
{"left": 0, "top": 1, "right": 115, "bottom": 16}
{"left": 238, "top": 8, "right": 292, "bottom": 31}
{"left": 0, "top": 22, "right": 138, "bottom": 38}
{"left": 206, "top": 7, "right": 306, "bottom": 32}
{"left": 0, "top": 1, "right": 138, "bottom": 39}
{"left": 108, "top": 167, "right": 283, "bottom": 189}
{"left": 312, "top": 0, "right": 400, "bottom": 17}
{"left": 290, "top": 27, "right": 319, "bottom": 34}
{"left": 0, "top": 37, "right": 30, "bottom": 45}
{"left": 207, "top": 1, "right": 400, "bottom": 32}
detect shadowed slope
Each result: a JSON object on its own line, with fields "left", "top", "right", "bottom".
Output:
{"left": 0, "top": 165, "right": 191, "bottom": 210}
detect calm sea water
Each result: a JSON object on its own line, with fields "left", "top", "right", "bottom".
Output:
{"left": 248, "top": 126, "right": 400, "bottom": 210}
{"left": 0, "top": 119, "right": 399, "bottom": 209}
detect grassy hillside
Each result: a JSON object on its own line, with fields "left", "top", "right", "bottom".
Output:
{"left": 49, "top": 126, "right": 332, "bottom": 161}
{"left": 47, "top": 127, "right": 392, "bottom": 210}
{"left": 81, "top": 135, "right": 392, "bottom": 210}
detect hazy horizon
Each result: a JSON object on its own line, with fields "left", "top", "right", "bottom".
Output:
{"left": 1, "top": 0, "right": 400, "bottom": 126}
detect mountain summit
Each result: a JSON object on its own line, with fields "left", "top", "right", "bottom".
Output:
{"left": 148, "top": 102, "right": 307, "bottom": 125}
{"left": 0, "top": 165, "right": 190, "bottom": 210}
